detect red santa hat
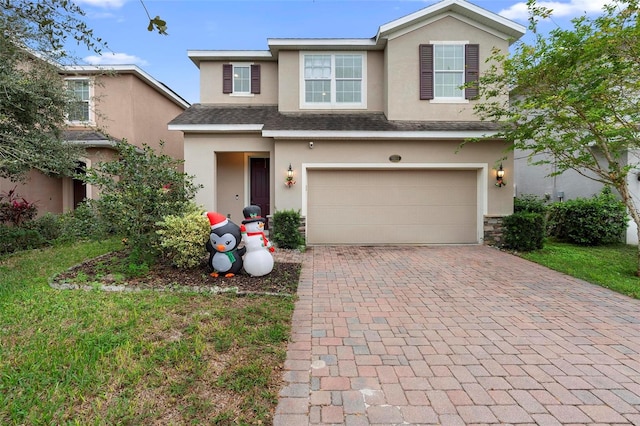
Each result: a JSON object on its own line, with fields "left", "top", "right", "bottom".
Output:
{"left": 206, "top": 211, "right": 229, "bottom": 230}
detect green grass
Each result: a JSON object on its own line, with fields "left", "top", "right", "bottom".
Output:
{"left": 520, "top": 240, "right": 640, "bottom": 299}
{"left": 0, "top": 238, "right": 296, "bottom": 425}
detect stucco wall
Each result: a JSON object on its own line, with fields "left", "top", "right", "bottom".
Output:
{"left": 199, "top": 61, "right": 278, "bottom": 105}
{"left": 385, "top": 15, "right": 510, "bottom": 121}
{"left": 277, "top": 51, "right": 385, "bottom": 113}
{"left": 93, "top": 73, "right": 186, "bottom": 166}
{"left": 271, "top": 138, "right": 513, "bottom": 217}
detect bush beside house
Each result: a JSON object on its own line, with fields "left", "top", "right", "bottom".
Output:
{"left": 547, "top": 187, "right": 628, "bottom": 246}
{"left": 271, "top": 210, "right": 305, "bottom": 250}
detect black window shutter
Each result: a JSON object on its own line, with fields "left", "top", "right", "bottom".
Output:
{"left": 465, "top": 44, "right": 480, "bottom": 100}
{"left": 419, "top": 44, "right": 434, "bottom": 100}
{"left": 222, "top": 64, "right": 232, "bottom": 94}
{"left": 250, "top": 64, "right": 261, "bottom": 94}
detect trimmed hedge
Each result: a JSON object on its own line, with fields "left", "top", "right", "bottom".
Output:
{"left": 503, "top": 212, "right": 545, "bottom": 252}
{"left": 547, "top": 187, "right": 627, "bottom": 246}
{"left": 271, "top": 209, "right": 304, "bottom": 249}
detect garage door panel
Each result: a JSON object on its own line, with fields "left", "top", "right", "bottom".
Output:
{"left": 314, "top": 186, "right": 476, "bottom": 207}
{"left": 310, "top": 205, "right": 475, "bottom": 226}
{"left": 307, "top": 224, "right": 476, "bottom": 244}
{"left": 307, "top": 169, "right": 478, "bottom": 244}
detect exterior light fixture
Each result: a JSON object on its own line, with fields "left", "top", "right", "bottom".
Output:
{"left": 495, "top": 164, "right": 506, "bottom": 187}
{"left": 285, "top": 163, "right": 295, "bottom": 187}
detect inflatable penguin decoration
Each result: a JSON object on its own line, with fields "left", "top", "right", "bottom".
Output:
{"left": 240, "top": 205, "right": 275, "bottom": 277}
{"left": 205, "top": 211, "right": 246, "bottom": 278}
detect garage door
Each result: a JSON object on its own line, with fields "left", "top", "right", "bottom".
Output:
{"left": 307, "top": 169, "right": 477, "bottom": 244}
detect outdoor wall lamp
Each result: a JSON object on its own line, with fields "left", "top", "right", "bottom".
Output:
{"left": 285, "top": 163, "right": 296, "bottom": 187}
{"left": 495, "top": 164, "right": 506, "bottom": 187}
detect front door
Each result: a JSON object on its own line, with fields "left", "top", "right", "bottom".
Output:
{"left": 73, "top": 162, "right": 87, "bottom": 209}
{"left": 250, "top": 157, "right": 270, "bottom": 228}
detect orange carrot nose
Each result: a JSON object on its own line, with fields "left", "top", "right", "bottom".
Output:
{"left": 217, "top": 244, "right": 226, "bottom": 251}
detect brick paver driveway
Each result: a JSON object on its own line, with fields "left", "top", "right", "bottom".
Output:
{"left": 274, "top": 245, "right": 640, "bottom": 425}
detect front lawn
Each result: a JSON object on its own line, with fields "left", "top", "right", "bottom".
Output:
{"left": 520, "top": 240, "right": 640, "bottom": 299}
{"left": 0, "top": 239, "right": 296, "bottom": 425}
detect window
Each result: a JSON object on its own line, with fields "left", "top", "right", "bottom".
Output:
{"left": 419, "top": 43, "right": 479, "bottom": 101}
{"left": 234, "top": 65, "right": 250, "bottom": 93}
{"left": 434, "top": 45, "right": 464, "bottom": 98}
{"left": 223, "top": 63, "right": 260, "bottom": 95}
{"left": 301, "top": 52, "right": 366, "bottom": 108}
{"left": 65, "top": 79, "right": 91, "bottom": 122}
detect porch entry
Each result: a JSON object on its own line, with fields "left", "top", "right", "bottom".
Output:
{"left": 250, "top": 157, "right": 270, "bottom": 229}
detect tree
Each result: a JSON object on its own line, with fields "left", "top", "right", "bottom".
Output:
{"left": 471, "top": 0, "right": 640, "bottom": 274}
{"left": 0, "top": 1, "right": 105, "bottom": 180}
{"left": 85, "top": 140, "right": 200, "bottom": 263}
{"left": 0, "top": 0, "right": 166, "bottom": 181}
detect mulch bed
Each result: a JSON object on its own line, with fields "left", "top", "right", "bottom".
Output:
{"left": 51, "top": 250, "right": 301, "bottom": 295}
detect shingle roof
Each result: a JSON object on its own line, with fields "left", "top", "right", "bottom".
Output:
{"left": 169, "top": 104, "right": 501, "bottom": 132}
{"left": 63, "top": 129, "right": 111, "bottom": 141}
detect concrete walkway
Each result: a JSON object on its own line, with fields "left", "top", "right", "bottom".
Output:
{"left": 273, "top": 245, "right": 640, "bottom": 425}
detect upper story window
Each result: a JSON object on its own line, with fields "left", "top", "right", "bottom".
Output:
{"left": 223, "top": 63, "right": 261, "bottom": 95}
{"left": 434, "top": 44, "right": 464, "bottom": 98}
{"left": 233, "top": 65, "right": 250, "bottom": 93}
{"left": 65, "top": 78, "right": 92, "bottom": 123}
{"left": 301, "top": 52, "right": 366, "bottom": 109}
{"left": 419, "top": 42, "right": 479, "bottom": 102}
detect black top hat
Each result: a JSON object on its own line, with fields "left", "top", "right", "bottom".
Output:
{"left": 242, "top": 205, "right": 265, "bottom": 224}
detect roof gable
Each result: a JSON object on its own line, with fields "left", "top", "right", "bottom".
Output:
{"left": 376, "top": 0, "right": 525, "bottom": 45}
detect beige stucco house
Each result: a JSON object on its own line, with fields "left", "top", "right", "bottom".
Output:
{"left": 169, "top": 0, "right": 525, "bottom": 245}
{"left": 0, "top": 64, "right": 189, "bottom": 215}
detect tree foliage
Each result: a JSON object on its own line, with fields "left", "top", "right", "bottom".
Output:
{"left": 472, "top": 0, "right": 640, "bottom": 272}
{"left": 0, "top": 0, "right": 103, "bottom": 180}
{"left": 85, "top": 140, "right": 201, "bottom": 259}
{"left": 0, "top": 0, "right": 166, "bottom": 181}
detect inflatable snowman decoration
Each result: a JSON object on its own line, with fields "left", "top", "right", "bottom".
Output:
{"left": 205, "top": 211, "right": 246, "bottom": 278}
{"left": 240, "top": 205, "right": 275, "bottom": 277}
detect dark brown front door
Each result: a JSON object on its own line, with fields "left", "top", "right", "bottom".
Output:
{"left": 73, "top": 162, "right": 87, "bottom": 209}
{"left": 250, "top": 157, "right": 270, "bottom": 228}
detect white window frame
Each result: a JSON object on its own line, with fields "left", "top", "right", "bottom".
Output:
{"left": 230, "top": 62, "right": 254, "bottom": 97}
{"left": 430, "top": 41, "right": 469, "bottom": 104}
{"left": 299, "top": 51, "right": 367, "bottom": 110}
{"left": 65, "top": 77, "right": 94, "bottom": 124}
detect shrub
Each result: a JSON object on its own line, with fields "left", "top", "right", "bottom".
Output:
{"left": 58, "top": 200, "right": 109, "bottom": 242}
{"left": 514, "top": 194, "right": 548, "bottom": 214}
{"left": 503, "top": 212, "right": 545, "bottom": 252}
{"left": 0, "top": 187, "right": 37, "bottom": 226}
{"left": 547, "top": 187, "right": 627, "bottom": 246}
{"left": 22, "top": 213, "right": 62, "bottom": 243}
{"left": 156, "top": 205, "right": 210, "bottom": 269}
{"left": 0, "top": 224, "right": 43, "bottom": 255}
{"left": 271, "top": 209, "right": 304, "bottom": 249}
{"left": 84, "top": 139, "right": 201, "bottom": 258}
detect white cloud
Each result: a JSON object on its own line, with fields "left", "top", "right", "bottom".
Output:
{"left": 500, "top": 0, "right": 612, "bottom": 21}
{"left": 74, "top": 0, "right": 128, "bottom": 8}
{"left": 84, "top": 52, "right": 148, "bottom": 66}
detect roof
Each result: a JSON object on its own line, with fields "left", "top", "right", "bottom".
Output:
{"left": 188, "top": 0, "right": 525, "bottom": 65}
{"left": 376, "top": 0, "right": 525, "bottom": 44}
{"left": 62, "top": 129, "right": 119, "bottom": 149}
{"left": 60, "top": 65, "right": 190, "bottom": 109}
{"left": 168, "top": 105, "right": 501, "bottom": 139}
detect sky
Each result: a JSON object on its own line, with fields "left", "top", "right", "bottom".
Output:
{"left": 66, "top": 0, "right": 613, "bottom": 105}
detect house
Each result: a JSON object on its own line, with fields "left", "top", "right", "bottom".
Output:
{"left": 169, "top": 0, "right": 525, "bottom": 245}
{"left": 0, "top": 64, "right": 190, "bottom": 215}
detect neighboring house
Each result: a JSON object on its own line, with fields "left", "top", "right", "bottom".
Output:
{"left": 0, "top": 64, "right": 189, "bottom": 215}
{"left": 169, "top": 0, "right": 525, "bottom": 245}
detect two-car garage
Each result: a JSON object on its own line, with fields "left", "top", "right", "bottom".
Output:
{"left": 305, "top": 168, "right": 480, "bottom": 245}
